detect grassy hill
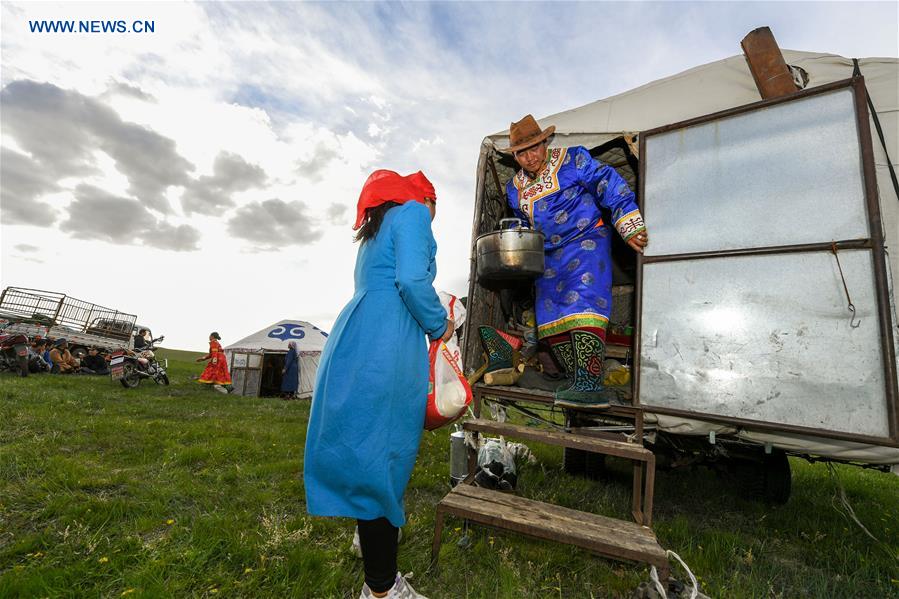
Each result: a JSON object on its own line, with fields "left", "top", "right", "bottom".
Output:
{"left": 1, "top": 352, "right": 897, "bottom": 598}
{"left": 156, "top": 347, "right": 206, "bottom": 364}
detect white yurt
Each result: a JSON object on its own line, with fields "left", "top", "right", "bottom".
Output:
{"left": 224, "top": 320, "right": 328, "bottom": 398}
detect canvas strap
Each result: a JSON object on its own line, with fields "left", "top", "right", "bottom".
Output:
{"left": 853, "top": 58, "right": 899, "bottom": 205}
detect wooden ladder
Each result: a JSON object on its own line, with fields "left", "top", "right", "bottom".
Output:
{"left": 431, "top": 384, "right": 667, "bottom": 578}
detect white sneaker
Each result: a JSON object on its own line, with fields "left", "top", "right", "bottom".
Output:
{"left": 352, "top": 525, "right": 402, "bottom": 558}
{"left": 352, "top": 526, "right": 362, "bottom": 558}
{"left": 213, "top": 384, "right": 228, "bottom": 394}
{"left": 358, "top": 573, "right": 428, "bottom": 599}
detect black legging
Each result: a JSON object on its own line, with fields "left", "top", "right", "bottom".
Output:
{"left": 357, "top": 517, "right": 398, "bottom": 593}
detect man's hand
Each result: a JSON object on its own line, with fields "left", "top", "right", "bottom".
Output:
{"left": 441, "top": 319, "right": 456, "bottom": 343}
{"left": 627, "top": 229, "right": 649, "bottom": 254}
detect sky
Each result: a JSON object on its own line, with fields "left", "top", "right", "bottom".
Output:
{"left": 1, "top": 1, "right": 897, "bottom": 351}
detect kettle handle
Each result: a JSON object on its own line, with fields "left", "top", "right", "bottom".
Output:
{"left": 499, "top": 218, "right": 524, "bottom": 231}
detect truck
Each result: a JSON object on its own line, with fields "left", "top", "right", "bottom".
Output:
{"left": 0, "top": 286, "right": 147, "bottom": 358}
{"left": 460, "top": 50, "right": 899, "bottom": 502}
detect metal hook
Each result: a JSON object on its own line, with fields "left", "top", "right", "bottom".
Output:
{"left": 848, "top": 302, "right": 861, "bottom": 329}
{"left": 831, "top": 242, "right": 861, "bottom": 329}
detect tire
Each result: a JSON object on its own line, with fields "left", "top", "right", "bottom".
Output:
{"left": 733, "top": 450, "right": 791, "bottom": 504}
{"left": 563, "top": 447, "right": 587, "bottom": 475}
{"left": 160, "top": 373, "right": 170, "bottom": 386}
{"left": 119, "top": 363, "right": 141, "bottom": 388}
{"left": 562, "top": 409, "right": 587, "bottom": 475}
{"left": 584, "top": 452, "right": 607, "bottom": 480}
{"left": 762, "top": 450, "right": 792, "bottom": 504}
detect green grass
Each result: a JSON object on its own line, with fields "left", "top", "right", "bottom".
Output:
{"left": 1, "top": 349, "right": 897, "bottom": 598}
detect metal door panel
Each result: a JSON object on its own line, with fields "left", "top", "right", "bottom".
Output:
{"left": 643, "top": 88, "right": 868, "bottom": 256}
{"left": 639, "top": 250, "right": 887, "bottom": 437}
{"left": 636, "top": 77, "right": 898, "bottom": 445}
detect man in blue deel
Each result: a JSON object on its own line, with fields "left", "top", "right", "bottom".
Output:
{"left": 504, "top": 114, "right": 649, "bottom": 410}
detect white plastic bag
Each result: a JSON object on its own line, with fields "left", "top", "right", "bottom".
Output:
{"left": 425, "top": 293, "right": 472, "bottom": 430}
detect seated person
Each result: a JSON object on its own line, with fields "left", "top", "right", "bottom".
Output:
{"left": 49, "top": 339, "right": 79, "bottom": 374}
{"left": 28, "top": 339, "right": 52, "bottom": 373}
{"left": 81, "top": 347, "right": 110, "bottom": 375}
{"left": 133, "top": 329, "right": 150, "bottom": 350}
{"left": 42, "top": 341, "right": 54, "bottom": 368}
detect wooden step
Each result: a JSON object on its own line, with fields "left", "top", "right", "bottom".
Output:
{"left": 432, "top": 484, "right": 669, "bottom": 576}
{"left": 463, "top": 418, "right": 652, "bottom": 462}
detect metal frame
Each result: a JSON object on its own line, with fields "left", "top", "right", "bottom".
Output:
{"left": 635, "top": 76, "right": 899, "bottom": 446}
{"left": 0, "top": 286, "right": 137, "bottom": 340}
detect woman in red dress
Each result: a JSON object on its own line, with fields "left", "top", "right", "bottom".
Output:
{"left": 196, "top": 332, "right": 231, "bottom": 393}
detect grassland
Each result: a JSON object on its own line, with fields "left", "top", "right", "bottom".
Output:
{"left": 1, "top": 349, "right": 897, "bottom": 598}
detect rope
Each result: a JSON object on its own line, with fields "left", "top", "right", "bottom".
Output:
{"left": 487, "top": 401, "right": 508, "bottom": 423}
{"left": 826, "top": 463, "right": 881, "bottom": 544}
{"left": 853, "top": 59, "right": 899, "bottom": 205}
{"left": 825, "top": 463, "right": 899, "bottom": 565}
{"left": 649, "top": 550, "right": 710, "bottom": 599}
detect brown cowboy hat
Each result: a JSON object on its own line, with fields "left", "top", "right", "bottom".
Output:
{"left": 502, "top": 114, "right": 555, "bottom": 154}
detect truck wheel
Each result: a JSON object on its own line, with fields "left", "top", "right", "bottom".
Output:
{"left": 585, "top": 452, "right": 607, "bottom": 480}
{"left": 119, "top": 363, "right": 141, "bottom": 388}
{"left": 762, "top": 450, "right": 792, "bottom": 504}
{"left": 734, "top": 450, "right": 791, "bottom": 504}
{"left": 562, "top": 410, "right": 587, "bottom": 475}
{"left": 563, "top": 447, "right": 587, "bottom": 475}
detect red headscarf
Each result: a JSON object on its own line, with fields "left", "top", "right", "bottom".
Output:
{"left": 354, "top": 169, "right": 436, "bottom": 230}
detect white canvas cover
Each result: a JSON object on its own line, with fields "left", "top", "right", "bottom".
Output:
{"left": 224, "top": 320, "right": 328, "bottom": 397}
{"left": 487, "top": 51, "right": 899, "bottom": 464}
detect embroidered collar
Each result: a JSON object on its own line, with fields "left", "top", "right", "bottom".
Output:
{"left": 513, "top": 147, "right": 567, "bottom": 222}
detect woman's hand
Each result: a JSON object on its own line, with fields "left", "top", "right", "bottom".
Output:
{"left": 441, "top": 319, "right": 456, "bottom": 342}
{"left": 627, "top": 229, "right": 649, "bottom": 254}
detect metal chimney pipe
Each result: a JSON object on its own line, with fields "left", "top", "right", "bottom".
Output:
{"left": 741, "top": 27, "right": 801, "bottom": 99}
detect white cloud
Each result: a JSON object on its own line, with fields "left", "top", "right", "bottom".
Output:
{"left": 368, "top": 123, "right": 384, "bottom": 138}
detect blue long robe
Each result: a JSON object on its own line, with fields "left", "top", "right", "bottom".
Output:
{"left": 281, "top": 349, "right": 299, "bottom": 393}
{"left": 505, "top": 146, "right": 644, "bottom": 338}
{"left": 304, "top": 201, "right": 447, "bottom": 527}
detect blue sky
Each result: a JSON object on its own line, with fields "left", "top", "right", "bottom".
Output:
{"left": 1, "top": 1, "right": 897, "bottom": 350}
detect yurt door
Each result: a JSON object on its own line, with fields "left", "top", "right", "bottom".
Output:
{"left": 634, "top": 77, "right": 897, "bottom": 445}
{"left": 229, "top": 351, "right": 264, "bottom": 396}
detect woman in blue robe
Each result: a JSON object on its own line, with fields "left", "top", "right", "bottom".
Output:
{"left": 304, "top": 170, "right": 451, "bottom": 599}
{"left": 280, "top": 340, "right": 299, "bottom": 398}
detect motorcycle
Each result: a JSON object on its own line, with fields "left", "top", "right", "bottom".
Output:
{"left": 0, "top": 334, "right": 30, "bottom": 377}
{"left": 110, "top": 336, "right": 169, "bottom": 388}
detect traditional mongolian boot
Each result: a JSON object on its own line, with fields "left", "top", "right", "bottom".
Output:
{"left": 478, "top": 326, "right": 515, "bottom": 373}
{"left": 553, "top": 329, "right": 609, "bottom": 411}
{"left": 548, "top": 336, "right": 575, "bottom": 377}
